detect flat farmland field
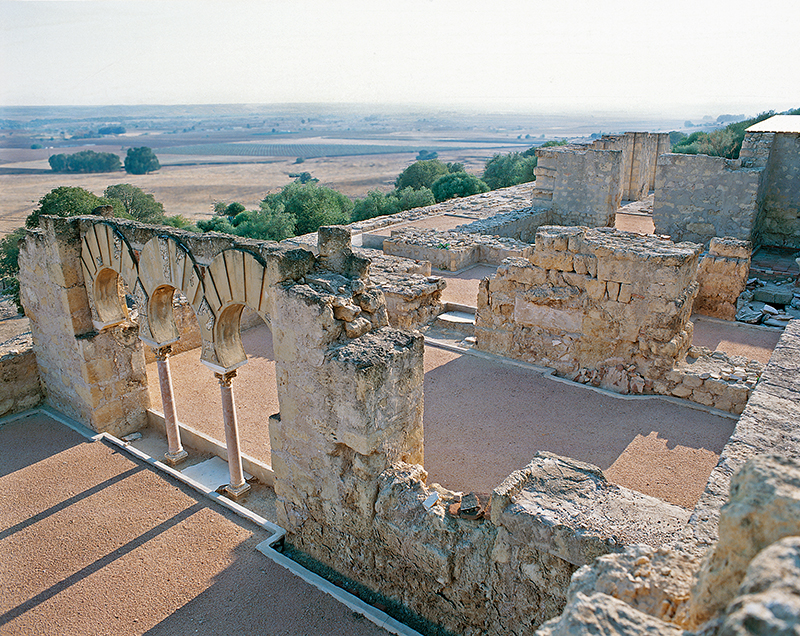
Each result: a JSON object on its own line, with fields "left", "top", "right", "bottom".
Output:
{"left": 0, "top": 144, "right": 518, "bottom": 238}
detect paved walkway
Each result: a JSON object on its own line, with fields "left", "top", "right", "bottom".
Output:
{"left": 0, "top": 413, "right": 391, "bottom": 636}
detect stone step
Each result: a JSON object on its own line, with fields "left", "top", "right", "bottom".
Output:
{"left": 434, "top": 311, "right": 475, "bottom": 336}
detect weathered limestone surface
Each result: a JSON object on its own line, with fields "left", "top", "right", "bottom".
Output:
{"left": 718, "top": 536, "right": 800, "bottom": 635}
{"left": 656, "top": 346, "right": 761, "bottom": 415}
{"left": 287, "top": 449, "right": 688, "bottom": 635}
{"left": 456, "top": 207, "right": 551, "bottom": 243}
{"left": 565, "top": 544, "right": 699, "bottom": 628}
{"left": 590, "top": 132, "right": 670, "bottom": 200}
{"left": 476, "top": 226, "right": 701, "bottom": 387}
{"left": 18, "top": 217, "right": 150, "bottom": 435}
{"left": 682, "top": 320, "right": 800, "bottom": 554}
{"left": 653, "top": 153, "right": 764, "bottom": 246}
{"left": 536, "top": 591, "right": 684, "bottom": 636}
{"left": 537, "top": 457, "right": 800, "bottom": 636}
{"left": 532, "top": 147, "right": 622, "bottom": 226}
{"left": 384, "top": 228, "right": 533, "bottom": 271}
{"left": 351, "top": 250, "right": 442, "bottom": 330}
{"left": 759, "top": 132, "right": 800, "bottom": 249}
{"left": 691, "top": 454, "right": 800, "bottom": 624}
{"left": 694, "top": 238, "right": 752, "bottom": 320}
{"left": 492, "top": 453, "right": 689, "bottom": 564}
{"left": 0, "top": 336, "right": 43, "bottom": 417}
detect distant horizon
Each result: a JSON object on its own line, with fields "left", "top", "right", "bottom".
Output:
{"left": 0, "top": 100, "right": 792, "bottom": 124}
{"left": 3, "top": 1, "right": 798, "bottom": 119}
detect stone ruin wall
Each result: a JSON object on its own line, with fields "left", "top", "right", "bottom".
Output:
{"left": 694, "top": 237, "right": 752, "bottom": 320}
{"left": 17, "top": 219, "right": 151, "bottom": 435}
{"left": 653, "top": 152, "right": 765, "bottom": 247}
{"left": 538, "top": 320, "right": 800, "bottom": 636}
{"left": 589, "top": 132, "right": 670, "bottom": 201}
{"left": 0, "top": 335, "right": 43, "bottom": 418}
{"left": 652, "top": 129, "right": 800, "bottom": 251}
{"left": 531, "top": 146, "right": 622, "bottom": 227}
{"left": 476, "top": 226, "right": 699, "bottom": 384}
{"left": 383, "top": 227, "right": 533, "bottom": 271}
{"left": 475, "top": 226, "right": 760, "bottom": 414}
{"left": 759, "top": 131, "right": 800, "bottom": 249}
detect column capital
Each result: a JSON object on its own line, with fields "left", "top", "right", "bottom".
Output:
{"left": 153, "top": 344, "right": 173, "bottom": 362}
{"left": 215, "top": 369, "right": 237, "bottom": 387}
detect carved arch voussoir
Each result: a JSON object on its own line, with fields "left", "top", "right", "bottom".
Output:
{"left": 80, "top": 222, "right": 139, "bottom": 329}
{"left": 138, "top": 235, "right": 204, "bottom": 305}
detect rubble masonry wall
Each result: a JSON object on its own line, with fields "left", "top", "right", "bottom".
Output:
{"left": 590, "top": 132, "right": 669, "bottom": 200}
{"left": 531, "top": 147, "right": 622, "bottom": 227}
{"left": 759, "top": 132, "right": 800, "bottom": 249}
{"left": 476, "top": 226, "right": 700, "bottom": 382}
{"left": 693, "top": 237, "right": 752, "bottom": 320}
{"left": 653, "top": 153, "right": 765, "bottom": 246}
{"left": 0, "top": 343, "right": 43, "bottom": 417}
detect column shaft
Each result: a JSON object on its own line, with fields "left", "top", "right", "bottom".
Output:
{"left": 154, "top": 346, "right": 187, "bottom": 465}
{"left": 217, "top": 370, "right": 250, "bottom": 498}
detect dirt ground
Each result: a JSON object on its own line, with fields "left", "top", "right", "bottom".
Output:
{"left": 0, "top": 413, "right": 392, "bottom": 636}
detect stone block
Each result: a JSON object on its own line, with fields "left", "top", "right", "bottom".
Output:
{"left": 691, "top": 455, "right": 800, "bottom": 624}
{"left": 533, "top": 250, "right": 574, "bottom": 272}
{"left": 325, "top": 328, "right": 423, "bottom": 457}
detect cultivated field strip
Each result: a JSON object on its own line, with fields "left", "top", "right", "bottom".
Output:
{"left": 163, "top": 143, "right": 430, "bottom": 158}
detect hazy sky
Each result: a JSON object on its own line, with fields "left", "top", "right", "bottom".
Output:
{"left": 1, "top": 0, "right": 798, "bottom": 117}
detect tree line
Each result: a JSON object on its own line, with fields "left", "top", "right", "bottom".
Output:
{"left": 48, "top": 147, "right": 161, "bottom": 175}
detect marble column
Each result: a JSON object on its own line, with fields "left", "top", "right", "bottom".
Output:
{"left": 154, "top": 345, "right": 188, "bottom": 465}
{"left": 216, "top": 370, "right": 250, "bottom": 499}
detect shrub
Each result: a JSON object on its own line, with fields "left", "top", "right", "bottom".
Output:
{"left": 26, "top": 186, "right": 123, "bottom": 228}
{"left": 431, "top": 172, "right": 489, "bottom": 202}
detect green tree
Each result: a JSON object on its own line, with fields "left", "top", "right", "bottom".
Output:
{"left": 226, "top": 202, "right": 246, "bottom": 216}
{"left": 395, "top": 160, "right": 450, "bottom": 191}
{"left": 26, "top": 186, "right": 123, "bottom": 228}
{"left": 396, "top": 186, "right": 435, "bottom": 211}
{"left": 539, "top": 139, "right": 568, "bottom": 149}
{"left": 197, "top": 216, "right": 236, "bottom": 234}
{"left": 124, "top": 147, "right": 161, "bottom": 174}
{"left": 671, "top": 110, "right": 800, "bottom": 159}
{"left": 161, "top": 215, "right": 199, "bottom": 232}
{"left": 0, "top": 227, "right": 25, "bottom": 282}
{"left": 352, "top": 190, "right": 402, "bottom": 222}
{"left": 262, "top": 182, "right": 352, "bottom": 235}
{"left": 48, "top": 150, "right": 121, "bottom": 173}
{"left": 482, "top": 152, "right": 538, "bottom": 190}
{"left": 351, "top": 186, "right": 436, "bottom": 223}
{"left": 104, "top": 184, "right": 165, "bottom": 224}
{"left": 431, "top": 172, "right": 489, "bottom": 202}
{"left": 232, "top": 204, "right": 296, "bottom": 241}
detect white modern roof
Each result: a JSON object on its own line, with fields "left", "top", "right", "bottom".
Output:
{"left": 746, "top": 115, "right": 800, "bottom": 133}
